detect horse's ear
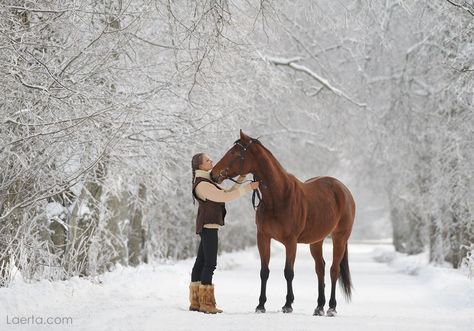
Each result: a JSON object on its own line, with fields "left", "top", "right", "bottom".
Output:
{"left": 240, "top": 129, "right": 250, "bottom": 143}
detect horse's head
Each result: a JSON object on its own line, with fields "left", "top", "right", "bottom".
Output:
{"left": 211, "top": 130, "right": 258, "bottom": 184}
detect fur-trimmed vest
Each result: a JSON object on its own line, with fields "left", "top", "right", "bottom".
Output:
{"left": 192, "top": 177, "right": 227, "bottom": 234}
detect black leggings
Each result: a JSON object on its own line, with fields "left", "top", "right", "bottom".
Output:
{"left": 191, "top": 228, "right": 218, "bottom": 285}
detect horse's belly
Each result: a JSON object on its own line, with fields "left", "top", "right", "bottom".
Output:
{"left": 297, "top": 232, "right": 328, "bottom": 244}
{"left": 297, "top": 219, "right": 336, "bottom": 244}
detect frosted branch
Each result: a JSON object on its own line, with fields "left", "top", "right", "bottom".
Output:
{"left": 265, "top": 56, "right": 367, "bottom": 108}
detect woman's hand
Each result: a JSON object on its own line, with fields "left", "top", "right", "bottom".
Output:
{"left": 237, "top": 174, "right": 246, "bottom": 183}
{"left": 250, "top": 181, "right": 260, "bottom": 190}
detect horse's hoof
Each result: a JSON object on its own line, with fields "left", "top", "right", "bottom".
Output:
{"left": 282, "top": 306, "right": 293, "bottom": 313}
{"left": 255, "top": 306, "right": 266, "bottom": 313}
{"left": 326, "top": 308, "right": 337, "bottom": 317}
{"left": 313, "top": 307, "right": 325, "bottom": 316}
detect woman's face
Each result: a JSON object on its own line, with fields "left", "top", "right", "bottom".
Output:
{"left": 199, "top": 154, "right": 213, "bottom": 171}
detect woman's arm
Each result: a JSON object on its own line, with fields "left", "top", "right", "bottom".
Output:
{"left": 195, "top": 181, "right": 253, "bottom": 203}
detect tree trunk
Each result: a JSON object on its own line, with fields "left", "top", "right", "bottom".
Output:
{"left": 390, "top": 197, "right": 424, "bottom": 255}
{"left": 106, "top": 191, "right": 131, "bottom": 266}
{"left": 128, "top": 183, "right": 146, "bottom": 266}
{"left": 66, "top": 160, "right": 107, "bottom": 276}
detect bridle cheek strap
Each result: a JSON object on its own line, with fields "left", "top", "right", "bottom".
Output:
{"left": 231, "top": 139, "right": 263, "bottom": 210}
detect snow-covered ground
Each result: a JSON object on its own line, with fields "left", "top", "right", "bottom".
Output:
{"left": 1, "top": 242, "right": 473, "bottom": 331}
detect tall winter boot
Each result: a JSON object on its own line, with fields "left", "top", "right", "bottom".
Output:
{"left": 189, "top": 281, "right": 201, "bottom": 311}
{"left": 198, "top": 284, "right": 223, "bottom": 314}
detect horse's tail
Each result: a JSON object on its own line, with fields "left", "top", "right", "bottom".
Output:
{"left": 339, "top": 243, "right": 353, "bottom": 301}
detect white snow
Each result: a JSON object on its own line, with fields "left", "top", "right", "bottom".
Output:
{"left": 46, "top": 202, "right": 66, "bottom": 219}
{"left": 0, "top": 242, "right": 472, "bottom": 331}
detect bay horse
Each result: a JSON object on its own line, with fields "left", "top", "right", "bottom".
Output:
{"left": 210, "top": 130, "right": 355, "bottom": 316}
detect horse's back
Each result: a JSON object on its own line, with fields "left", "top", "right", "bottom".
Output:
{"left": 304, "top": 176, "right": 343, "bottom": 193}
{"left": 304, "top": 176, "right": 322, "bottom": 184}
{"left": 304, "top": 176, "right": 352, "bottom": 199}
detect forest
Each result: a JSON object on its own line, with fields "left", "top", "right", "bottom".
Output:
{"left": 0, "top": 0, "right": 472, "bottom": 287}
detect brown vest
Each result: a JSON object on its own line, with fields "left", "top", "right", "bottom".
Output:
{"left": 192, "top": 177, "right": 227, "bottom": 234}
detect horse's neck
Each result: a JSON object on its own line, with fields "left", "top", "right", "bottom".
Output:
{"left": 253, "top": 146, "right": 290, "bottom": 208}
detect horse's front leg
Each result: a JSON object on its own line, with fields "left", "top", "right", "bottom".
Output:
{"left": 282, "top": 239, "right": 297, "bottom": 313}
{"left": 256, "top": 231, "right": 271, "bottom": 313}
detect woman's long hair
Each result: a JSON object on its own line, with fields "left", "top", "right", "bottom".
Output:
{"left": 191, "top": 153, "right": 205, "bottom": 204}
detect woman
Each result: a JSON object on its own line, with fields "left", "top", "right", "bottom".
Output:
{"left": 189, "top": 152, "right": 259, "bottom": 314}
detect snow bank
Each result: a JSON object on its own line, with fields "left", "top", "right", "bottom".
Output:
{"left": 372, "top": 246, "right": 474, "bottom": 308}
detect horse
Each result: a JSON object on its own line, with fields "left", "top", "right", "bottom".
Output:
{"left": 210, "top": 130, "right": 355, "bottom": 316}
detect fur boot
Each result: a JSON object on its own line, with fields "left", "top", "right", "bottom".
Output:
{"left": 198, "top": 284, "right": 223, "bottom": 314}
{"left": 189, "top": 281, "right": 201, "bottom": 311}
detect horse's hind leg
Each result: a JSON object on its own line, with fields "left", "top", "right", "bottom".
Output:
{"left": 328, "top": 233, "right": 350, "bottom": 317}
{"left": 310, "top": 240, "right": 325, "bottom": 316}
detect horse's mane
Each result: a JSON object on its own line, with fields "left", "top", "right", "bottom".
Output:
{"left": 236, "top": 138, "right": 288, "bottom": 175}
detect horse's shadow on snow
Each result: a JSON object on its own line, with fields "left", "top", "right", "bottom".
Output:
{"left": 176, "top": 306, "right": 310, "bottom": 316}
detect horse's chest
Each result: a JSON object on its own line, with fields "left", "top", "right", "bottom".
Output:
{"left": 256, "top": 209, "right": 305, "bottom": 242}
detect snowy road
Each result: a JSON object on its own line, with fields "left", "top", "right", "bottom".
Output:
{"left": 1, "top": 242, "right": 473, "bottom": 331}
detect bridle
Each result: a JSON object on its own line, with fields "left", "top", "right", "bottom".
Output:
{"left": 215, "top": 138, "right": 253, "bottom": 183}
{"left": 216, "top": 138, "right": 266, "bottom": 210}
